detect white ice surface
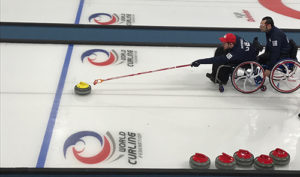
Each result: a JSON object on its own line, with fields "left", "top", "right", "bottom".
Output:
{"left": 1, "top": 43, "right": 300, "bottom": 169}
{"left": 1, "top": 0, "right": 300, "bottom": 170}
{"left": 49, "top": 45, "right": 300, "bottom": 169}
{"left": 0, "top": 43, "right": 69, "bottom": 167}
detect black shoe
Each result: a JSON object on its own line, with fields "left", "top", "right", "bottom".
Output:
{"left": 206, "top": 73, "right": 216, "bottom": 83}
{"left": 221, "top": 81, "right": 228, "bottom": 85}
{"left": 217, "top": 78, "right": 228, "bottom": 85}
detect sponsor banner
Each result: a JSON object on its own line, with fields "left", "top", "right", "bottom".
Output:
{"left": 80, "top": 0, "right": 300, "bottom": 29}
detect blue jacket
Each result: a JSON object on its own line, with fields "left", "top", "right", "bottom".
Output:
{"left": 194, "top": 36, "right": 258, "bottom": 66}
{"left": 264, "top": 26, "right": 291, "bottom": 68}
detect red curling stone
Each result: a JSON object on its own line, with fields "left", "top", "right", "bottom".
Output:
{"left": 215, "top": 153, "right": 236, "bottom": 170}
{"left": 254, "top": 154, "right": 274, "bottom": 170}
{"left": 269, "top": 148, "right": 290, "bottom": 166}
{"left": 189, "top": 153, "right": 210, "bottom": 169}
{"left": 233, "top": 149, "right": 254, "bottom": 167}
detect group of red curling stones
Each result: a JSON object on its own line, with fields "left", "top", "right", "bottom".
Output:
{"left": 189, "top": 148, "right": 290, "bottom": 170}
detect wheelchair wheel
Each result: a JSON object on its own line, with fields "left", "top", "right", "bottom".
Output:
{"left": 231, "top": 61, "right": 265, "bottom": 93}
{"left": 270, "top": 60, "right": 300, "bottom": 93}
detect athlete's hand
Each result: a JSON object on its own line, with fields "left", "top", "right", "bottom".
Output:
{"left": 191, "top": 61, "right": 200, "bottom": 67}
{"left": 264, "top": 69, "right": 271, "bottom": 77}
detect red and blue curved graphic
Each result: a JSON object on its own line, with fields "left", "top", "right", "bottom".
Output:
{"left": 259, "top": 0, "right": 300, "bottom": 19}
{"left": 81, "top": 49, "right": 117, "bottom": 66}
{"left": 89, "top": 13, "right": 119, "bottom": 25}
{"left": 63, "top": 131, "right": 112, "bottom": 164}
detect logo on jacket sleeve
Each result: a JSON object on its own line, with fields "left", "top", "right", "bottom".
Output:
{"left": 226, "top": 53, "right": 233, "bottom": 59}
{"left": 272, "top": 40, "right": 278, "bottom": 46}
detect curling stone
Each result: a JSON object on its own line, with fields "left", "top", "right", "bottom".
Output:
{"left": 269, "top": 148, "right": 290, "bottom": 166}
{"left": 189, "top": 153, "right": 210, "bottom": 169}
{"left": 233, "top": 149, "right": 254, "bottom": 167}
{"left": 215, "top": 153, "right": 236, "bottom": 170}
{"left": 254, "top": 154, "right": 274, "bottom": 170}
{"left": 74, "top": 82, "right": 91, "bottom": 95}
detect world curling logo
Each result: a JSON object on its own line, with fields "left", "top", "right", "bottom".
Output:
{"left": 81, "top": 49, "right": 137, "bottom": 67}
{"left": 64, "top": 131, "right": 143, "bottom": 165}
{"left": 89, "top": 13, "right": 119, "bottom": 25}
{"left": 81, "top": 49, "right": 119, "bottom": 66}
{"left": 89, "top": 13, "right": 135, "bottom": 25}
{"left": 63, "top": 131, "right": 122, "bottom": 164}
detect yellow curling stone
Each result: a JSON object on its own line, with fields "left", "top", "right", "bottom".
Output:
{"left": 74, "top": 82, "right": 91, "bottom": 95}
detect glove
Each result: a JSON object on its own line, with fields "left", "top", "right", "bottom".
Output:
{"left": 253, "top": 37, "right": 263, "bottom": 52}
{"left": 191, "top": 61, "right": 200, "bottom": 67}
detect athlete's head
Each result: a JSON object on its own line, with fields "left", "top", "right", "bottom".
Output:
{"left": 260, "top": 16, "right": 274, "bottom": 32}
{"left": 219, "top": 33, "right": 236, "bottom": 50}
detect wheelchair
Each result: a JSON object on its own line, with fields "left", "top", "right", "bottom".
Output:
{"left": 266, "top": 39, "right": 300, "bottom": 93}
{"left": 216, "top": 59, "right": 300, "bottom": 94}
{"left": 216, "top": 41, "right": 299, "bottom": 94}
{"left": 269, "top": 59, "right": 300, "bottom": 93}
{"left": 216, "top": 61, "right": 267, "bottom": 93}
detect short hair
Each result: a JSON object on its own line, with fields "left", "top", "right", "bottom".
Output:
{"left": 262, "top": 16, "right": 274, "bottom": 27}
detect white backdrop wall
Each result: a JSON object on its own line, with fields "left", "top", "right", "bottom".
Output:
{"left": 1, "top": 0, "right": 300, "bottom": 28}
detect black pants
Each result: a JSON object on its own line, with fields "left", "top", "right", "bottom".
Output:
{"left": 211, "top": 46, "right": 232, "bottom": 84}
{"left": 258, "top": 51, "right": 290, "bottom": 70}
{"left": 257, "top": 51, "right": 270, "bottom": 66}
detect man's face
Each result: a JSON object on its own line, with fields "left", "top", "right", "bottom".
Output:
{"left": 260, "top": 20, "right": 270, "bottom": 32}
{"left": 222, "top": 42, "right": 234, "bottom": 50}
